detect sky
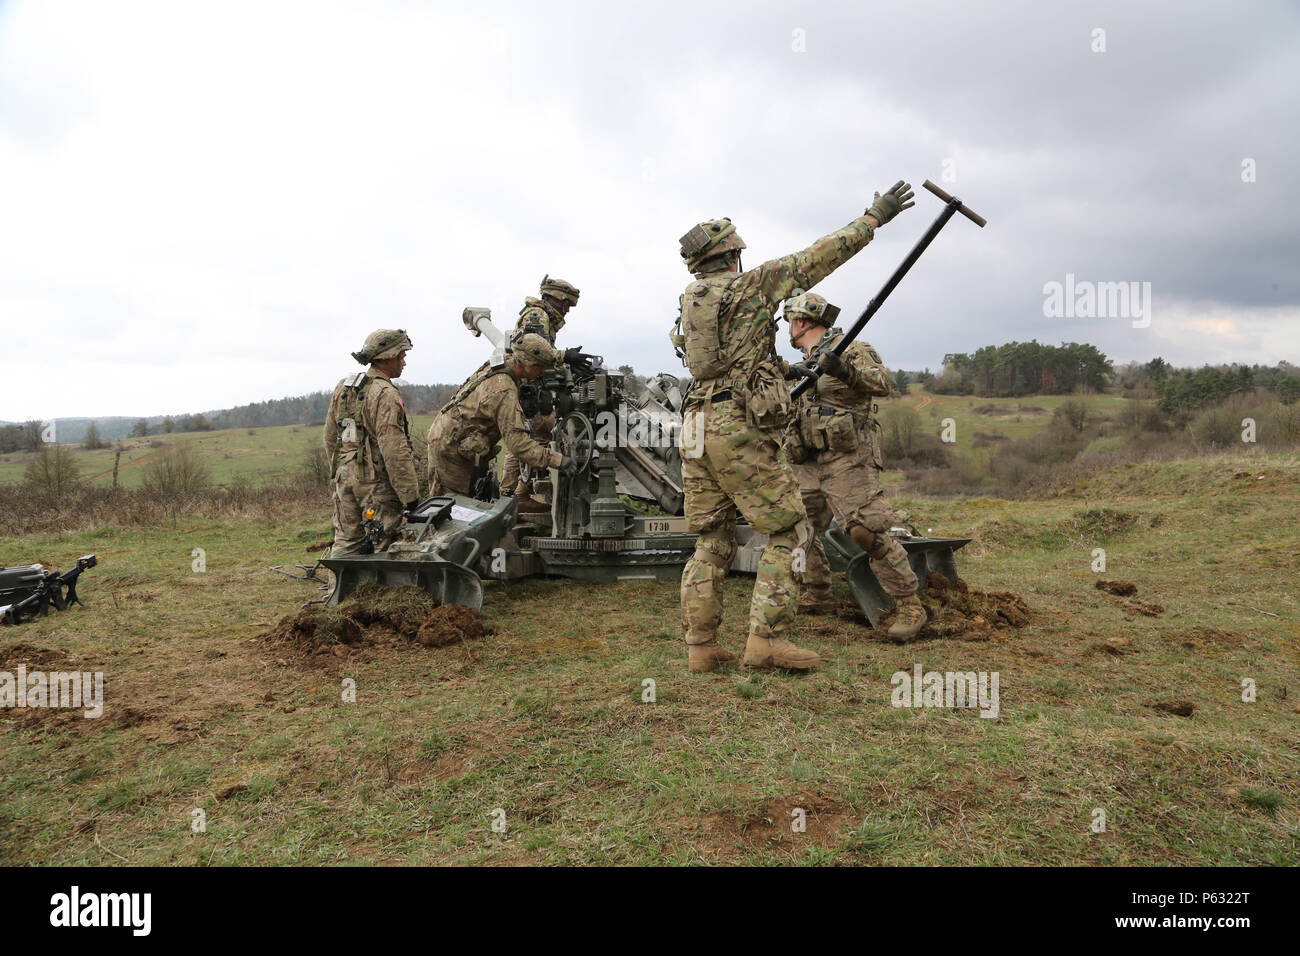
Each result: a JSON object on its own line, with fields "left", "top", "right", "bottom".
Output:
{"left": 1, "top": 0, "right": 1296, "bottom": 420}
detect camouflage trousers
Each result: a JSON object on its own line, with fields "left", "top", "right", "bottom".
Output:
{"left": 792, "top": 450, "right": 918, "bottom": 599}
{"left": 680, "top": 398, "right": 811, "bottom": 646}
{"left": 426, "top": 449, "right": 476, "bottom": 498}
{"left": 500, "top": 410, "right": 555, "bottom": 493}
{"left": 330, "top": 458, "right": 404, "bottom": 556}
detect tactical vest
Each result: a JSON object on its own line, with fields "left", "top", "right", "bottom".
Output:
{"left": 791, "top": 330, "right": 880, "bottom": 461}
{"left": 437, "top": 365, "right": 514, "bottom": 462}
{"left": 335, "top": 372, "right": 374, "bottom": 478}
{"left": 516, "top": 298, "right": 560, "bottom": 343}
{"left": 671, "top": 274, "right": 742, "bottom": 381}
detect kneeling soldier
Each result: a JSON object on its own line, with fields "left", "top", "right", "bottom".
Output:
{"left": 427, "top": 332, "right": 577, "bottom": 497}
{"left": 781, "top": 292, "right": 927, "bottom": 642}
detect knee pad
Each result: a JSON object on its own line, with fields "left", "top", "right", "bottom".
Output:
{"left": 693, "top": 531, "right": 737, "bottom": 570}
{"left": 848, "top": 522, "right": 890, "bottom": 559}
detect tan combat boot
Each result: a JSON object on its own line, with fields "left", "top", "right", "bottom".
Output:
{"left": 688, "top": 641, "right": 737, "bottom": 673}
{"left": 887, "top": 594, "right": 928, "bottom": 643}
{"left": 513, "top": 481, "right": 550, "bottom": 514}
{"left": 742, "top": 635, "right": 821, "bottom": 671}
{"left": 798, "top": 591, "right": 836, "bottom": 615}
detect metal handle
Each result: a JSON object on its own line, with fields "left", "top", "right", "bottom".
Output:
{"left": 922, "top": 180, "right": 987, "bottom": 228}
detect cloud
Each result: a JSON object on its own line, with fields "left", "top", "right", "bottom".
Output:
{"left": 1, "top": 0, "right": 1296, "bottom": 419}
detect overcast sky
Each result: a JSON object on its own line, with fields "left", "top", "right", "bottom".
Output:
{"left": 2, "top": 0, "right": 1296, "bottom": 420}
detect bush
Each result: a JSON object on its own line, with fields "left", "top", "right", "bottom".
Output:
{"left": 1116, "top": 401, "right": 1167, "bottom": 434}
{"left": 23, "top": 445, "right": 82, "bottom": 501}
{"left": 82, "top": 422, "right": 109, "bottom": 450}
{"left": 301, "top": 444, "right": 333, "bottom": 488}
{"left": 1053, "top": 400, "right": 1090, "bottom": 433}
{"left": 142, "top": 443, "right": 211, "bottom": 497}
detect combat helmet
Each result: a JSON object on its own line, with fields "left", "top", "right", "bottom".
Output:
{"left": 508, "top": 331, "right": 561, "bottom": 368}
{"left": 352, "top": 329, "right": 414, "bottom": 365}
{"left": 679, "top": 218, "right": 746, "bottom": 273}
{"left": 781, "top": 291, "right": 841, "bottom": 328}
{"left": 539, "top": 275, "right": 580, "bottom": 306}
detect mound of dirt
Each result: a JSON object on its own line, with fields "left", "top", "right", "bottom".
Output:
{"left": 339, "top": 583, "right": 436, "bottom": 639}
{"left": 261, "top": 606, "right": 364, "bottom": 651}
{"left": 416, "top": 605, "right": 484, "bottom": 647}
{"left": 0, "top": 643, "right": 77, "bottom": 670}
{"left": 875, "top": 573, "right": 1031, "bottom": 642}
{"left": 259, "top": 583, "right": 485, "bottom": 659}
{"left": 1095, "top": 579, "right": 1138, "bottom": 596}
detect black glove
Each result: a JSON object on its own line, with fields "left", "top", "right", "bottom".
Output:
{"left": 564, "top": 347, "right": 596, "bottom": 379}
{"left": 789, "top": 361, "right": 821, "bottom": 380}
{"left": 404, "top": 499, "right": 420, "bottom": 513}
{"left": 866, "top": 180, "right": 916, "bottom": 226}
{"left": 817, "top": 351, "right": 847, "bottom": 379}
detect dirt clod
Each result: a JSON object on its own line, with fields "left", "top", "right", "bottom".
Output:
{"left": 1095, "top": 579, "right": 1137, "bottom": 596}
{"left": 874, "top": 575, "right": 1030, "bottom": 642}
{"left": 1149, "top": 700, "right": 1195, "bottom": 717}
{"left": 1124, "top": 601, "right": 1164, "bottom": 617}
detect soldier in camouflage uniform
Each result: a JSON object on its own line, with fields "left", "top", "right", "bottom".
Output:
{"left": 501, "top": 276, "right": 580, "bottom": 512}
{"left": 781, "top": 292, "right": 927, "bottom": 641}
{"left": 323, "top": 330, "right": 421, "bottom": 556}
{"left": 427, "top": 332, "right": 578, "bottom": 497}
{"left": 673, "top": 180, "right": 916, "bottom": 673}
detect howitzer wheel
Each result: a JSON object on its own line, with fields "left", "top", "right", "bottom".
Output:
{"left": 556, "top": 411, "right": 596, "bottom": 472}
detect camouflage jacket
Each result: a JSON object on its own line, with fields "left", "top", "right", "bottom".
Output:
{"left": 515, "top": 296, "right": 564, "bottom": 344}
{"left": 688, "top": 214, "right": 876, "bottom": 395}
{"left": 429, "top": 366, "right": 562, "bottom": 471}
{"left": 323, "top": 369, "right": 420, "bottom": 503}
{"left": 785, "top": 330, "right": 891, "bottom": 466}
{"left": 797, "top": 330, "right": 892, "bottom": 410}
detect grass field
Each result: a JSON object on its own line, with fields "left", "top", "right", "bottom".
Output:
{"left": 2, "top": 451, "right": 1296, "bottom": 865}
{"left": 0, "top": 385, "right": 1137, "bottom": 487}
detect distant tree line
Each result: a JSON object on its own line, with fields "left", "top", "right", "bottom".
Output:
{"left": 931, "top": 341, "right": 1113, "bottom": 396}
{"left": 1148, "top": 360, "right": 1300, "bottom": 413}
{"left": 0, "top": 421, "right": 45, "bottom": 453}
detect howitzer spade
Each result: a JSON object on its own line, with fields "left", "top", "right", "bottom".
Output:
{"left": 790, "top": 179, "right": 987, "bottom": 399}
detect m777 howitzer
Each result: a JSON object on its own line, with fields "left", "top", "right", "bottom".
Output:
{"left": 313, "top": 307, "right": 969, "bottom": 624}
{"left": 0, "top": 554, "right": 98, "bottom": 626}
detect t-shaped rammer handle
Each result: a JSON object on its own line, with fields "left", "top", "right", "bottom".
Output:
{"left": 922, "top": 180, "right": 987, "bottom": 228}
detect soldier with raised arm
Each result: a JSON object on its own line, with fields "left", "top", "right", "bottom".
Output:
{"left": 673, "top": 180, "right": 916, "bottom": 673}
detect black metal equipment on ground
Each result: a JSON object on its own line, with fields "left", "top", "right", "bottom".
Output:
{"left": 0, "top": 554, "right": 98, "bottom": 626}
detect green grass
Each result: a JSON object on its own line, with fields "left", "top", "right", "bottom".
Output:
{"left": 1, "top": 451, "right": 1297, "bottom": 865}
